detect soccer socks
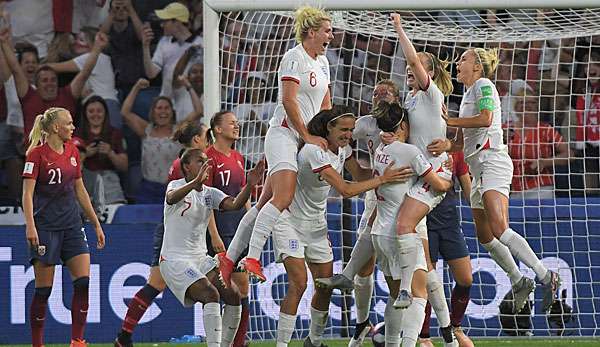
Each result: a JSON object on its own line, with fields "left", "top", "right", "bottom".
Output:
{"left": 482, "top": 238, "right": 523, "bottom": 285}
{"left": 308, "top": 307, "right": 328, "bottom": 346}
{"left": 353, "top": 273, "right": 374, "bottom": 324}
{"left": 203, "top": 302, "right": 222, "bottom": 347}
{"left": 227, "top": 206, "right": 259, "bottom": 262}
{"left": 426, "top": 270, "right": 451, "bottom": 328}
{"left": 398, "top": 233, "right": 420, "bottom": 293}
{"left": 384, "top": 295, "right": 403, "bottom": 347}
{"left": 121, "top": 284, "right": 161, "bottom": 335}
{"left": 450, "top": 284, "right": 471, "bottom": 327}
{"left": 276, "top": 312, "right": 297, "bottom": 347}
{"left": 341, "top": 227, "right": 374, "bottom": 280}
{"left": 247, "top": 203, "right": 281, "bottom": 260}
{"left": 233, "top": 297, "right": 250, "bottom": 347}
{"left": 30, "top": 286, "right": 52, "bottom": 347}
{"left": 71, "top": 276, "right": 89, "bottom": 341}
{"left": 499, "top": 228, "right": 549, "bottom": 282}
{"left": 401, "top": 297, "right": 427, "bottom": 347}
{"left": 221, "top": 304, "right": 242, "bottom": 347}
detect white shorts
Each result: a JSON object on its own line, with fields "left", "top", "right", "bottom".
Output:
{"left": 416, "top": 216, "right": 428, "bottom": 241}
{"left": 372, "top": 234, "right": 427, "bottom": 280}
{"left": 264, "top": 125, "right": 300, "bottom": 175}
{"left": 466, "top": 148, "right": 513, "bottom": 209}
{"left": 159, "top": 256, "right": 217, "bottom": 307}
{"left": 272, "top": 211, "right": 333, "bottom": 264}
{"left": 357, "top": 190, "right": 377, "bottom": 234}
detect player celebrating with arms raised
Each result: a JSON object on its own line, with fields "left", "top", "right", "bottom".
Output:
{"left": 23, "top": 107, "right": 105, "bottom": 347}
{"left": 218, "top": 6, "right": 334, "bottom": 285}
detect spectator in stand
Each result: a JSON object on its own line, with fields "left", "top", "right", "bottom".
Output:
{"left": 574, "top": 50, "right": 600, "bottom": 194}
{"left": 121, "top": 78, "right": 182, "bottom": 203}
{"left": 75, "top": 95, "right": 128, "bottom": 210}
{"left": 0, "top": 26, "right": 108, "bottom": 140}
{"left": 47, "top": 27, "right": 122, "bottom": 129}
{"left": 500, "top": 79, "right": 534, "bottom": 126}
{"left": 5, "top": 0, "right": 53, "bottom": 58}
{"left": 142, "top": 2, "right": 203, "bottom": 98}
{"left": 16, "top": 43, "right": 39, "bottom": 86}
{"left": 509, "top": 93, "right": 571, "bottom": 199}
{"left": 171, "top": 45, "right": 205, "bottom": 123}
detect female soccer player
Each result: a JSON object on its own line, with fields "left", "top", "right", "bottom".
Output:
{"left": 273, "top": 107, "right": 409, "bottom": 347}
{"left": 114, "top": 120, "right": 209, "bottom": 347}
{"left": 204, "top": 110, "right": 253, "bottom": 346}
{"left": 435, "top": 47, "right": 560, "bottom": 314}
{"left": 218, "top": 6, "right": 334, "bottom": 284}
{"left": 369, "top": 104, "right": 452, "bottom": 347}
{"left": 23, "top": 107, "right": 105, "bottom": 347}
{"left": 160, "top": 148, "right": 264, "bottom": 347}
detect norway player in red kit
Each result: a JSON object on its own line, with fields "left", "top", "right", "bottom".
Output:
{"left": 22, "top": 107, "right": 105, "bottom": 347}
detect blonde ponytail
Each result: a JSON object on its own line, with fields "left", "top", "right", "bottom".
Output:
{"left": 26, "top": 107, "right": 66, "bottom": 155}
{"left": 294, "top": 6, "right": 331, "bottom": 43}
{"left": 473, "top": 47, "right": 499, "bottom": 79}
{"left": 421, "top": 52, "right": 454, "bottom": 96}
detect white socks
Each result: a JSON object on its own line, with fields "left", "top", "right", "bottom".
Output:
{"left": 276, "top": 311, "right": 297, "bottom": 347}
{"left": 398, "top": 233, "right": 419, "bottom": 293}
{"left": 401, "top": 297, "right": 427, "bottom": 347}
{"left": 221, "top": 304, "right": 242, "bottom": 347}
{"left": 384, "top": 295, "right": 403, "bottom": 347}
{"left": 308, "top": 307, "right": 328, "bottom": 346}
{"left": 499, "top": 228, "right": 549, "bottom": 282}
{"left": 482, "top": 238, "right": 523, "bottom": 285}
{"left": 247, "top": 202, "right": 281, "bottom": 259}
{"left": 426, "top": 270, "right": 450, "bottom": 328}
{"left": 203, "top": 302, "right": 222, "bottom": 347}
{"left": 354, "top": 273, "right": 374, "bottom": 324}
{"left": 342, "top": 227, "right": 374, "bottom": 280}
{"left": 227, "top": 206, "right": 259, "bottom": 262}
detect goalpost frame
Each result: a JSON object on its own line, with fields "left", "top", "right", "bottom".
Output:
{"left": 202, "top": 0, "right": 597, "bottom": 118}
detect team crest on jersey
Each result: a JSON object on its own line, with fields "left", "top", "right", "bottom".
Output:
{"left": 204, "top": 194, "right": 212, "bottom": 207}
{"left": 185, "top": 267, "right": 199, "bottom": 279}
{"left": 320, "top": 65, "right": 329, "bottom": 77}
{"left": 289, "top": 239, "right": 299, "bottom": 250}
{"left": 405, "top": 96, "right": 417, "bottom": 110}
{"left": 70, "top": 157, "right": 77, "bottom": 166}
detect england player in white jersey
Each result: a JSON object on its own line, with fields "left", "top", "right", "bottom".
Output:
{"left": 438, "top": 47, "right": 560, "bottom": 314}
{"left": 218, "top": 6, "right": 334, "bottom": 286}
{"left": 369, "top": 107, "right": 453, "bottom": 347}
{"left": 274, "top": 107, "right": 411, "bottom": 347}
{"left": 160, "top": 148, "right": 264, "bottom": 347}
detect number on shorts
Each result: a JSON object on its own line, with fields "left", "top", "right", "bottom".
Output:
{"left": 422, "top": 182, "right": 431, "bottom": 192}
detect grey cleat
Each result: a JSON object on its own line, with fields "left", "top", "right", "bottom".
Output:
{"left": 347, "top": 320, "right": 372, "bottom": 347}
{"left": 512, "top": 276, "right": 536, "bottom": 314}
{"left": 315, "top": 274, "right": 354, "bottom": 292}
{"left": 541, "top": 270, "right": 562, "bottom": 313}
{"left": 393, "top": 289, "right": 413, "bottom": 309}
{"left": 304, "top": 336, "right": 328, "bottom": 347}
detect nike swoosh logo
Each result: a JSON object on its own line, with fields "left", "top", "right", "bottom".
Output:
{"left": 80, "top": 309, "right": 88, "bottom": 313}
{"left": 47, "top": 162, "right": 55, "bottom": 166}
{"left": 35, "top": 317, "right": 45, "bottom": 321}
{"left": 217, "top": 163, "right": 225, "bottom": 168}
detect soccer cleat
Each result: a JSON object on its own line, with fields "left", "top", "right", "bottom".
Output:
{"left": 347, "top": 319, "right": 372, "bottom": 347}
{"left": 393, "top": 289, "right": 413, "bottom": 309}
{"left": 304, "top": 336, "right": 329, "bottom": 347}
{"left": 70, "top": 339, "right": 88, "bottom": 347}
{"left": 239, "top": 257, "right": 267, "bottom": 282}
{"left": 217, "top": 252, "right": 235, "bottom": 288}
{"left": 541, "top": 270, "right": 562, "bottom": 313}
{"left": 440, "top": 325, "right": 458, "bottom": 347}
{"left": 418, "top": 338, "right": 435, "bottom": 347}
{"left": 315, "top": 274, "right": 354, "bottom": 293}
{"left": 511, "top": 276, "right": 536, "bottom": 314}
{"left": 453, "top": 326, "right": 474, "bottom": 347}
{"left": 113, "top": 337, "right": 133, "bottom": 347}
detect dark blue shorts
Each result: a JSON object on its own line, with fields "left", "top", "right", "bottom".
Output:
{"left": 427, "top": 198, "right": 470, "bottom": 262}
{"left": 29, "top": 225, "right": 89, "bottom": 265}
{"left": 151, "top": 223, "right": 165, "bottom": 267}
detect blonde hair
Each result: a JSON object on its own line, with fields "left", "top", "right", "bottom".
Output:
{"left": 375, "top": 79, "right": 400, "bottom": 99}
{"left": 472, "top": 48, "right": 499, "bottom": 79}
{"left": 418, "top": 52, "right": 453, "bottom": 96}
{"left": 294, "top": 6, "right": 331, "bottom": 43}
{"left": 27, "top": 107, "right": 67, "bottom": 155}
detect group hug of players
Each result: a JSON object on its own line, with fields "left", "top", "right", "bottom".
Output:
{"left": 23, "top": 6, "right": 563, "bottom": 347}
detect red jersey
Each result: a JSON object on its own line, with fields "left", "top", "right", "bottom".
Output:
{"left": 575, "top": 90, "right": 600, "bottom": 144}
{"left": 20, "top": 85, "right": 77, "bottom": 139}
{"left": 168, "top": 157, "right": 183, "bottom": 182}
{"left": 509, "top": 123, "right": 564, "bottom": 191}
{"left": 22, "top": 141, "right": 83, "bottom": 230}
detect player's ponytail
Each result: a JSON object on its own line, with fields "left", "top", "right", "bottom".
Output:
{"left": 27, "top": 107, "right": 65, "bottom": 155}
{"left": 420, "top": 52, "right": 453, "bottom": 96}
{"left": 294, "top": 6, "right": 331, "bottom": 43}
{"left": 473, "top": 47, "right": 499, "bottom": 79}
{"left": 172, "top": 120, "right": 207, "bottom": 147}
{"left": 207, "top": 110, "right": 231, "bottom": 145}
{"left": 374, "top": 101, "right": 408, "bottom": 133}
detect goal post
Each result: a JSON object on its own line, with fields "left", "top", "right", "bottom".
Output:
{"left": 202, "top": 0, "right": 600, "bottom": 341}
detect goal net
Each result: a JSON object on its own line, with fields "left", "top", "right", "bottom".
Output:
{"left": 213, "top": 4, "right": 600, "bottom": 340}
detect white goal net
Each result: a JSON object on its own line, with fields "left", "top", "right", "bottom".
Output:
{"left": 214, "top": 5, "right": 600, "bottom": 340}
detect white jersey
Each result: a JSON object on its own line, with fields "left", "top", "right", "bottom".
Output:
{"left": 460, "top": 78, "right": 504, "bottom": 158}
{"left": 371, "top": 142, "right": 432, "bottom": 238}
{"left": 352, "top": 115, "right": 381, "bottom": 205}
{"left": 289, "top": 144, "right": 352, "bottom": 222}
{"left": 269, "top": 44, "right": 330, "bottom": 138}
{"left": 161, "top": 179, "right": 227, "bottom": 261}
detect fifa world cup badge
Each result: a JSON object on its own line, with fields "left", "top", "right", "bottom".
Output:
{"left": 37, "top": 245, "right": 46, "bottom": 256}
